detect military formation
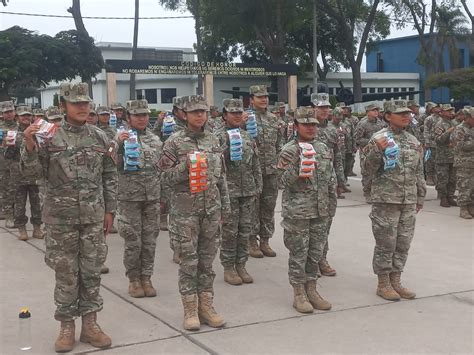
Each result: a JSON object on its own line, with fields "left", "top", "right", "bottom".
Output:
{"left": 1, "top": 81, "right": 473, "bottom": 353}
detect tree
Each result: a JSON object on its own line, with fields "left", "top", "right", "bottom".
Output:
{"left": 425, "top": 67, "right": 474, "bottom": 100}
{"left": 460, "top": 0, "right": 473, "bottom": 33}
{"left": 130, "top": 0, "right": 140, "bottom": 99}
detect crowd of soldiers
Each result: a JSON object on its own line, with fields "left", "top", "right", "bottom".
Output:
{"left": 0, "top": 81, "right": 472, "bottom": 353}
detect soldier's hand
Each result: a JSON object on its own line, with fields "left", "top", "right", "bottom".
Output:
{"left": 416, "top": 204, "right": 423, "bottom": 213}
{"left": 374, "top": 137, "right": 389, "bottom": 151}
{"left": 103, "top": 213, "right": 114, "bottom": 236}
{"left": 242, "top": 111, "right": 249, "bottom": 123}
{"left": 117, "top": 131, "right": 130, "bottom": 143}
{"left": 23, "top": 125, "right": 40, "bottom": 152}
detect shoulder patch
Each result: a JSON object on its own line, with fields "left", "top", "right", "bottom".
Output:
{"left": 158, "top": 149, "right": 178, "bottom": 171}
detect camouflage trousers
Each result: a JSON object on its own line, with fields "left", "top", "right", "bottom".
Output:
{"left": 456, "top": 168, "right": 474, "bottom": 207}
{"left": 282, "top": 217, "right": 330, "bottom": 285}
{"left": 359, "top": 153, "right": 372, "bottom": 198}
{"left": 44, "top": 223, "right": 107, "bottom": 321}
{"left": 344, "top": 153, "right": 355, "bottom": 179}
{"left": 425, "top": 147, "right": 437, "bottom": 177}
{"left": 0, "top": 168, "right": 15, "bottom": 217}
{"left": 118, "top": 200, "right": 160, "bottom": 279}
{"left": 220, "top": 196, "right": 255, "bottom": 267}
{"left": 170, "top": 208, "right": 221, "bottom": 295}
{"left": 435, "top": 163, "right": 456, "bottom": 198}
{"left": 321, "top": 217, "right": 333, "bottom": 260}
{"left": 256, "top": 174, "right": 278, "bottom": 239}
{"left": 14, "top": 184, "right": 42, "bottom": 227}
{"left": 370, "top": 203, "right": 416, "bottom": 275}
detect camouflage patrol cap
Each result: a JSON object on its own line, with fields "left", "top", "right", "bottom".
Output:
{"left": 172, "top": 96, "right": 184, "bottom": 110}
{"left": 210, "top": 105, "right": 219, "bottom": 111}
{"left": 276, "top": 101, "right": 285, "bottom": 108}
{"left": 336, "top": 102, "right": 349, "bottom": 108}
{"left": 89, "top": 102, "right": 97, "bottom": 114}
{"left": 1, "top": 100, "right": 15, "bottom": 113}
{"left": 96, "top": 106, "right": 111, "bottom": 115}
{"left": 16, "top": 105, "right": 33, "bottom": 116}
{"left": 332, "top": 107, "right": 344, "bottom": 119}
{"left": 249, "top": 85, "right": 269, "bottom": 97}
{"left": 295, "top": 107, "right": 317, "bottom": 124}
{"left": 111, "top": 102, "right": 125, "bottom": 110}
{"left": 269, "top": 105, "right": 277, "bottom": 113}
{"left": 311, "top": 93, "right": 331, "bottom": 107}
{"left": 462, "top": 105, "right": 472, "bottom": 115}
{"left": 467, "top": 107, "right": 474, "bottom": 117}
{"left": 407, "top": 100, "right": 420, "bottom": 108}
{"left": 60, "top": 83, "right": 91, "bottom": 103}
{"left": 383, "top": 100, "right": 412, "bottom": 114}
{"left": 440, "top": 103, "right": 454, "bottom": 111}
{"left": 33, "top": 108, "right": 45, "bottom": 116}
{"left": 365, "top": 103, "right": 379, "bottom": 112}
{"left": 223, "top": 98, "right": 243, "bottom": 113}
{"left": 127, "top": 99, "right": 151, "bottom": 114}
{"left": 287, "top": 109, "right": 295, "bottom": 115}
{"left": 182, "top": 95, "right": 208, "bottom": 112}
{"left": 46, "top": 106, "right": 63, "bottom": 121}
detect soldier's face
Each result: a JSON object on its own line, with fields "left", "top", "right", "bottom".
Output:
{"left": 367, "top": 109, "right": 379, "bottom": 119}
{"left": 316, "top": 106, "right": 330, "bottom": 121}
{"left": 279, "top": 107, "right": 285, "bottom": 116}
{"left": 432, "top": 107, "right": 441, "bottom": 115}
{"left": 113, "top": 109, "right": 124, "bottom": 119}
{"left": 439, "top": 110, "right": 453, "bottom": 119}
{"left": 50, "top": 119, "right": 63, "bottom": 127}
{"left": 129, "top": 113, "right": 149, "bottom": 131}
{"left": 332, "top": 115, "right": 341, "bottom": 125}
{"left": 64, "top": 101, "right": 90, "bottom": 124}
{"left": 386, "top": 112, "right": 411, "bottom": 129}
{"left": 98, "top": 113, "right": 110, "bottom": 125}
{"left": 224, "top": 111, "right": 243, "bottom": 128}
{"left": 86, "top": 113, "right": 98, "bottom": 125}
{"left": 185, "top": 110, "right": 207, "bottom": 131}
{"left": 2, "top": 110, "right": 15, "bottom": 121}
{"left": 251, "top": 95, "right": 268, "bottom": 110}
{"left": 296, "top": 123, "right": 317, "bottom": 141}
{"left": 174, "top": 108, "right": 186, "bottom": 121}
{"left": 18, "top": 114, "right": 32, "bottom": 125}
{"left": 410, "top": 106, "right": 419, "bottom": 115}
{"left": 210, "top": 110, "right": 219, "bottom": 118}
{"left": 342, "top": 108, "right": 350, "bottom": 117}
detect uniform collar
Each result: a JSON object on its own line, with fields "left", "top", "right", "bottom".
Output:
{"left": 185, "top": 127, "right": 205, "bottom": 139}
{"left": 63, "top": 119, "right": 86, "bottom": 133}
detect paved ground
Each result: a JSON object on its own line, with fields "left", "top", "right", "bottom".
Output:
{"left": 1, "top": 168, "right": 473, "bottom": 354}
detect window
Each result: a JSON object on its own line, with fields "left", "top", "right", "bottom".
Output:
{"left": 362, "top": 88, "right": 367, "bottom": 94}
{"left": 401, "top": 88, "right": 407, "bottom": 92}
{"left": 377, "top": 88, "right": 383, "bottom": 93}
{"left": 369, "top": 88, "right": 376, "bottom": 93}
{"left": 385, "top": 88, "right": 392, "bottom": 93}
{"left": 232, "top": 87, "right": 240, "bottom": 99}
{"left": 394, "top": 88, "right": 399, "bottom": 92}
{"left": 136, "top": 90, "right": 144, "bottom": 100}
{"left": 145, "top": 89, "right": 157, "bottom": 104}
{"left": 329, "top": 88, "right": 334, "bottom": 95}
{"left": 161, "top": 88, "right": 176, "bottom": 104}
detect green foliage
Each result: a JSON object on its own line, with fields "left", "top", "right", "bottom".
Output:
{"left": 425, "top": 67, "right": 474, "bottom": 100}
{"left": 53, "top": 93, "right": 59, "bottom": 107}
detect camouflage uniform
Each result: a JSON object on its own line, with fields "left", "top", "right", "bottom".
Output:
{"left": 21, "top": 83, "right": 117, "bottom": 321}
{"left": 97, "top": 106, "right": 117, "bottom": 141}
{"left": 117, "top": 100, "right": 162, "bottom": 280}
{"left": 423, "top": 111, "right": 441, "bottom": 181}
{"left": 329, "top": 107, "right": 352, "bottom": 180}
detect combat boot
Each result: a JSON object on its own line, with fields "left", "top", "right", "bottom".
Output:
{"left": 18, "top": 226, "right": 28, "bottom": 241}
{"left": 376, "top": 274, "right": 400, "bottom": 301}
{"left": 425, "top": 175, "right": 435, "bottom": 186}
{"left": 181, "top": 294, "right": 200, "bottom": 331}
{"left": 460, "top": 206, "right": 473, "bottom": 219}
{"left": 319, "top": 259, "right": 337, "bottom": 276}
{"left": 342, "top": 185, "right": 351, "bottom": 193}
{"left": 79, "top": 312, "right": 112, "bottom": 349}
{"left": 128, "top": 278, "right": 145, "bottom": 298}
{"left": 260, "top": 237, "right": 276, "bottom": 257}
{"left": 235, "top": 264, "right": 253, "bottom": 283}
{"left": 32, "top": 224, "right": 44, "bottom": 239}
{"left": 389, "top": 272, "right": 416, "bottom": 299}
{"left": 54, "top": 320, "right": 75, "bottom": 353}
{"left": 468, "top": 204, "right": 474, "bottom": 217}
{"left": 292, "top": 284, "right": 313, "bottom": 313}
{"left": 223, "top": 266, "right": 242, "bottom": 285}
{"left": 160, "top": 214, "right": 168, "bottom": 231}
{"left": 249, "top": 237, "right": 263, "bottom": 258}
{"left": 5, "top": 217, "right": 15, "bottom": 229}
{"left": 440, "top": 197, "right": 450, "bottom": 207}
{"left": 100, "top": 265, "right": 109, "bottom": 274}
{"left": 198, "top": 291, "right": 225, "bottom": 328}
{"left": 172, "top": 249, "right": 181, "bottom": 264}
{"left": 305, "top": 280, "right": 331, "bottom": 310}
{"left": 447, "top": 197, "right": 458, "bottom": 206}
{"left": 141, "top": 276, "right": 157, "bottom": 297}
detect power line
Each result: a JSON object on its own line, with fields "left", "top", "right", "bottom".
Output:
{"left": 0, "top": 11, "right": 193, "bottom": 20}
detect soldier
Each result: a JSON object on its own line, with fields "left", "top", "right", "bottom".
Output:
{"left": 86, "top": 103, "right": 98, "bottom": 125}
{"left": 111, "top": 102, "right": 126, "bottom": 127}
{"left": 33, "top": 108, "right": 45, "bottom": 121}
{"left": 355, "top": 103, "right": 385, "bottom": 202}
{"left": 406, "top": 100, "right": 424, "bottom": 144}
{"left": 332, "top": 106, "right": 356, "bottom": 184}
{"left": 158, "top": 94, "right": 231, "bottom": 331}
{"left": 423, "top": 104, "right": 441, "bottom": 186}
{"left": 46, "top": 106, "right": 64, "bottom": 127}
{"left": 207, "top": 105, "right": 224, "bottom": 132}
{"left": 21, "top": 83, "right": 116, "bottom": 352}
{"left": 0, "top": 100, "right": 18, "bottom": 228}
{"left": 215, "top": 99, "right": 263, "bottom": 286}
{"left": 338, "top": 103, "right": 359, "bottom": 177}
{"left": 116, "top": 99, "right": 162, "bottom": 298}
{"left": 434, "top": 104, "right": 458, "bottom": 208}
{"left": 6, "top": 106, "right": 43, "bottom": 240}
{"left": 277, "top": 107, "right": 335, "bottom": 313}
{"left": 283, "top": 108, "right": 296, "bottom": 144}
{"left": 451, "top": 107, "right": 474, "bottom": 219}
{"left": 248, "top": 85, "right": 281, "bottom": 258}
{"left": 96, "top": 106, "right": 117, "bottom": 141}
{"left": 364, "top": 100, "right": 426, "bottom": 301}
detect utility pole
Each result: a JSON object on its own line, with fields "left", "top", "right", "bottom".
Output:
{"left": 312, "top": 0, "right": 318, "bottom": 94}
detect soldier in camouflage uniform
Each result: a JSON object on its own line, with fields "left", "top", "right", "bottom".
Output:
{"left": 21, "top": 83, "right": 116, "bottom": 352}
{"left": 248, "top": 85, "right": 282, "bottom": 258}
{"left": 46, "top": 106, "right": 64, "bottom": 127}
{"left": 406, "top": 100, "right": 424, "bottom": 144}
{"left": 116, "top": 99, "right": 162, "bottom": 298}
{"left": 364, "top": 100, "right": 426, "bottom": 301}
{"left": 97, "top": 106, "right": 117, "bottom": 141}
{"left": 215, "top": 99, "right": 263, "bottom": 286}
{"left": 336, "top": 102, "right": 357, "bottom": 180}
{"left": 159, "top": 95, "right": 231, "bottom": 331}
{"left": 111, "top": 102, "right": 127, "bottom": 128}
{"left": 330, "top": 107, "right": 353, "bottom": 195}
{"left": 207, "top": 105, "right": 224, "bottom": 132}
{"left": 434, "top": 104, "right": 458, "bottom": 207}
{"left": 355, "top": 103, "right": 385, "bottom": 202}
{"left": 451, "top": 107, "right": 474, "bottom": 219}
{"left": 423, "top": 104, "right": 441, "bottom": 186}
{"left": 33, "top": 108, "right": 45, "bottom": 121}
{"left": 86, "top": 103, "right": 98, "bottom": 125}
{"left": 277, "top": 107, "right": 335, "bottom": 313}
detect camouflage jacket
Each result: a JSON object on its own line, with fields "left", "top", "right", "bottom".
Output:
{"left": 215, "top": 126, "right": 263, "bottom": 198}
{"left": 117, "top": 128, "right": 162, "bottom": 201}
{"left": 153, "top": 114, "right": 187, "bottom": 142}
{"left": 278, "top": 139, "right": 337, "bottom": 219}
{"left": 206, "top": 116, "right": 225, "bottom": 133}
{"left": 5, "top": 124, "right": 38, "bottom": 185}
{"left": 0, "top": 119, "right": 18, "bottom": 172}
{"left": 21, "top": 120, "right": 118, "bottom": 225}
{"left": 330, "top": 121, "right": 351, "bottom": 154}
{"left": 434, "top": 118, "right": 457, "bottom": 163}
{"left": 451, "top": 122, "right": 474, "bottom": 168}
{"left": 364, "top": 127, "right": 426, "bottom": 206}
{"left": 342, "top": 117, "right": 356, "bottom": 154}
{"left": 315, "top": 120, "right": 345, "bottom": 186}
{"left": 159, "top": 128, "right": 231, "bottom": 216}
{"left": 98, "top": 123, "right": 117, "bottom": 142}
{"left": 354, "top": 116, "right": 385, "bottom": 151}
{"left": 253, "top": 109, "right": 282, "bottom": 176}
{"left": 423, "top": 114, "right": 441, "bottom": 147}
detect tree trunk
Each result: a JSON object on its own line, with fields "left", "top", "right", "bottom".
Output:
{"left": 351, "top": 63, "right": 363, "bottom": 103}
{"left": 193, "top": 0, "right": 203, "bottom": 95}
{"left": 130, "top": 0, "right": 139, "bottom": 100}
{"left": 0, "top": 86, "right": 11, "bottom": 101}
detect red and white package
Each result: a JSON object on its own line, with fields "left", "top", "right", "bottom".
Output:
{"left": 33, "top": 118, "right": 58, "bottom": 145}
{"left": 298, "top": 142, "right": 317, "bottom": 178}
{"left": 5, "top": 130, "right": 17, "bottom": 147}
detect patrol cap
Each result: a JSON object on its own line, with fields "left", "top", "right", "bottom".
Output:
{"left": 311, "top": 93, "right": 331, "bottom": 107}
{"left": 462, "top": 106, "right": 472, "bottom": 115}
{"left": 383, "top": 100, "right": 412, "bottom": 114}
{"left": 182, "top": 95, "right": 208, "bottom": 112}
{"left": 16, "top": 105, "right": 33, "bottom": 116}
{"left": 269, "top": 105, "right": 277, "bottom": 113}
{"left": 223, "top": 99, "right": 243, "bottom": 113}
{"left": 336, "top": 102, "right": 349, "bottom": 108}
{"left": 467, "top": 107, "right": 474, "bottom": 117}
{"left": 33, "top": 108, "right": 45, "bottom": 116}
{"left": 210, "top": 105, "right": 219, "bottom": 111}
{"left": 46, "top": 106, "right": 63, "bottom": 121}
{"left": 89, "top": 102, "right": 97, "bottom": 114}
{"left": 407, "top": 100, "right": 420, "bottom": 107}
{"left": 126, "top": 99, "right": 151, "bottom": 114}
{"left": 60, "top": 83, "right": 92, "bottom": 103}
{"left": 365, "top": 103, "right": 379, "bottom": 112}
{"left": 287, "top": 109, "right": 295, "bottom": 115}
{"left": 440, "top": 103, "right": 454, "bottom": 111}
{"left": 276, "top": 101, "right": 285, "bottom": 108}
{"left": 1, "top": 100, "right": 15, "bottom": 113}
{"left": 425, "top": 101, "right": 437, "bottom": 110}
{"left": 111, "top": 102, "right": 125, "bottom": 110}
{"left": 172, "top": 96, "right": 184, "bottom": 110}
{"left": 332, "top": 107, "right": 344, "bottom": 119}
{"left": 249, "top": 85, "right": 269, "bottom": 97}
{"left": 295, "top": 107, "right": 317, "bottom": 124}
{"left": 96, "top": 106, "right": 111, "bottom": 115}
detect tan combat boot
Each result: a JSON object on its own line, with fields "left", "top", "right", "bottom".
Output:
{"left": 260, "top": 237, "right": 276, "bottom": 257}
{"left": 223, "top": 266, "right": 242, "bottom": 285}
{"left": 249, "top": 237, "right": 263, "bottom": 258}
{"left": 198, "top": 291, "right": 225, "bottom": 327}
{"left": 128, "top": 278, "right": 145, "bottom": 298}
{"left": 32, "top": 224, "right": 44, "bottom": 239}
{"left": 448, "top": 197, "right": 458, "bottom": 206}
{"left": 160, "top": 214, "right": 169, "bottom": 231}
{"left": 54, "top": 320, "right": 75, "bottom": 353}
{"left": 100, "top": 265, "right": 109, "bottom": 274}
{"left": 141, "top": 276, "right": 157, "bottom": 297}
{"left": 292, "top": 284, "right": 313, "bottom": 313}
{"left": 390, "top": 272, "right": 416, "bottom": 299}
{"left": 79, "top": 312, "right": 112, "bottom": 349}
{"left": 181, "top": 294, "right": 200, "bottom": 330}
{"left": 460, "top": 206, "right": 473, "bottom": 219}
{"left": 440, "top": 197, "right": 450, "bottom": 207}
{"left": 319, "top": 259, "right": 337, "bottom": 276}
{"left": 172, "top": 249, "right": 181, "bottom": 264}
{"left": 235, "top": 264, "right": 253, "bottom": 283}
{"left": 376, "top": 274, "right": 401, "bottom": 301}
{"left": 425, "top": 175, "right": 435, "bottom": 186}
{"left": 18, "top": 226, "right": 28, "bottom": 241}
{"left": 305, "top": 280, "right": 331, "bottom": 310}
